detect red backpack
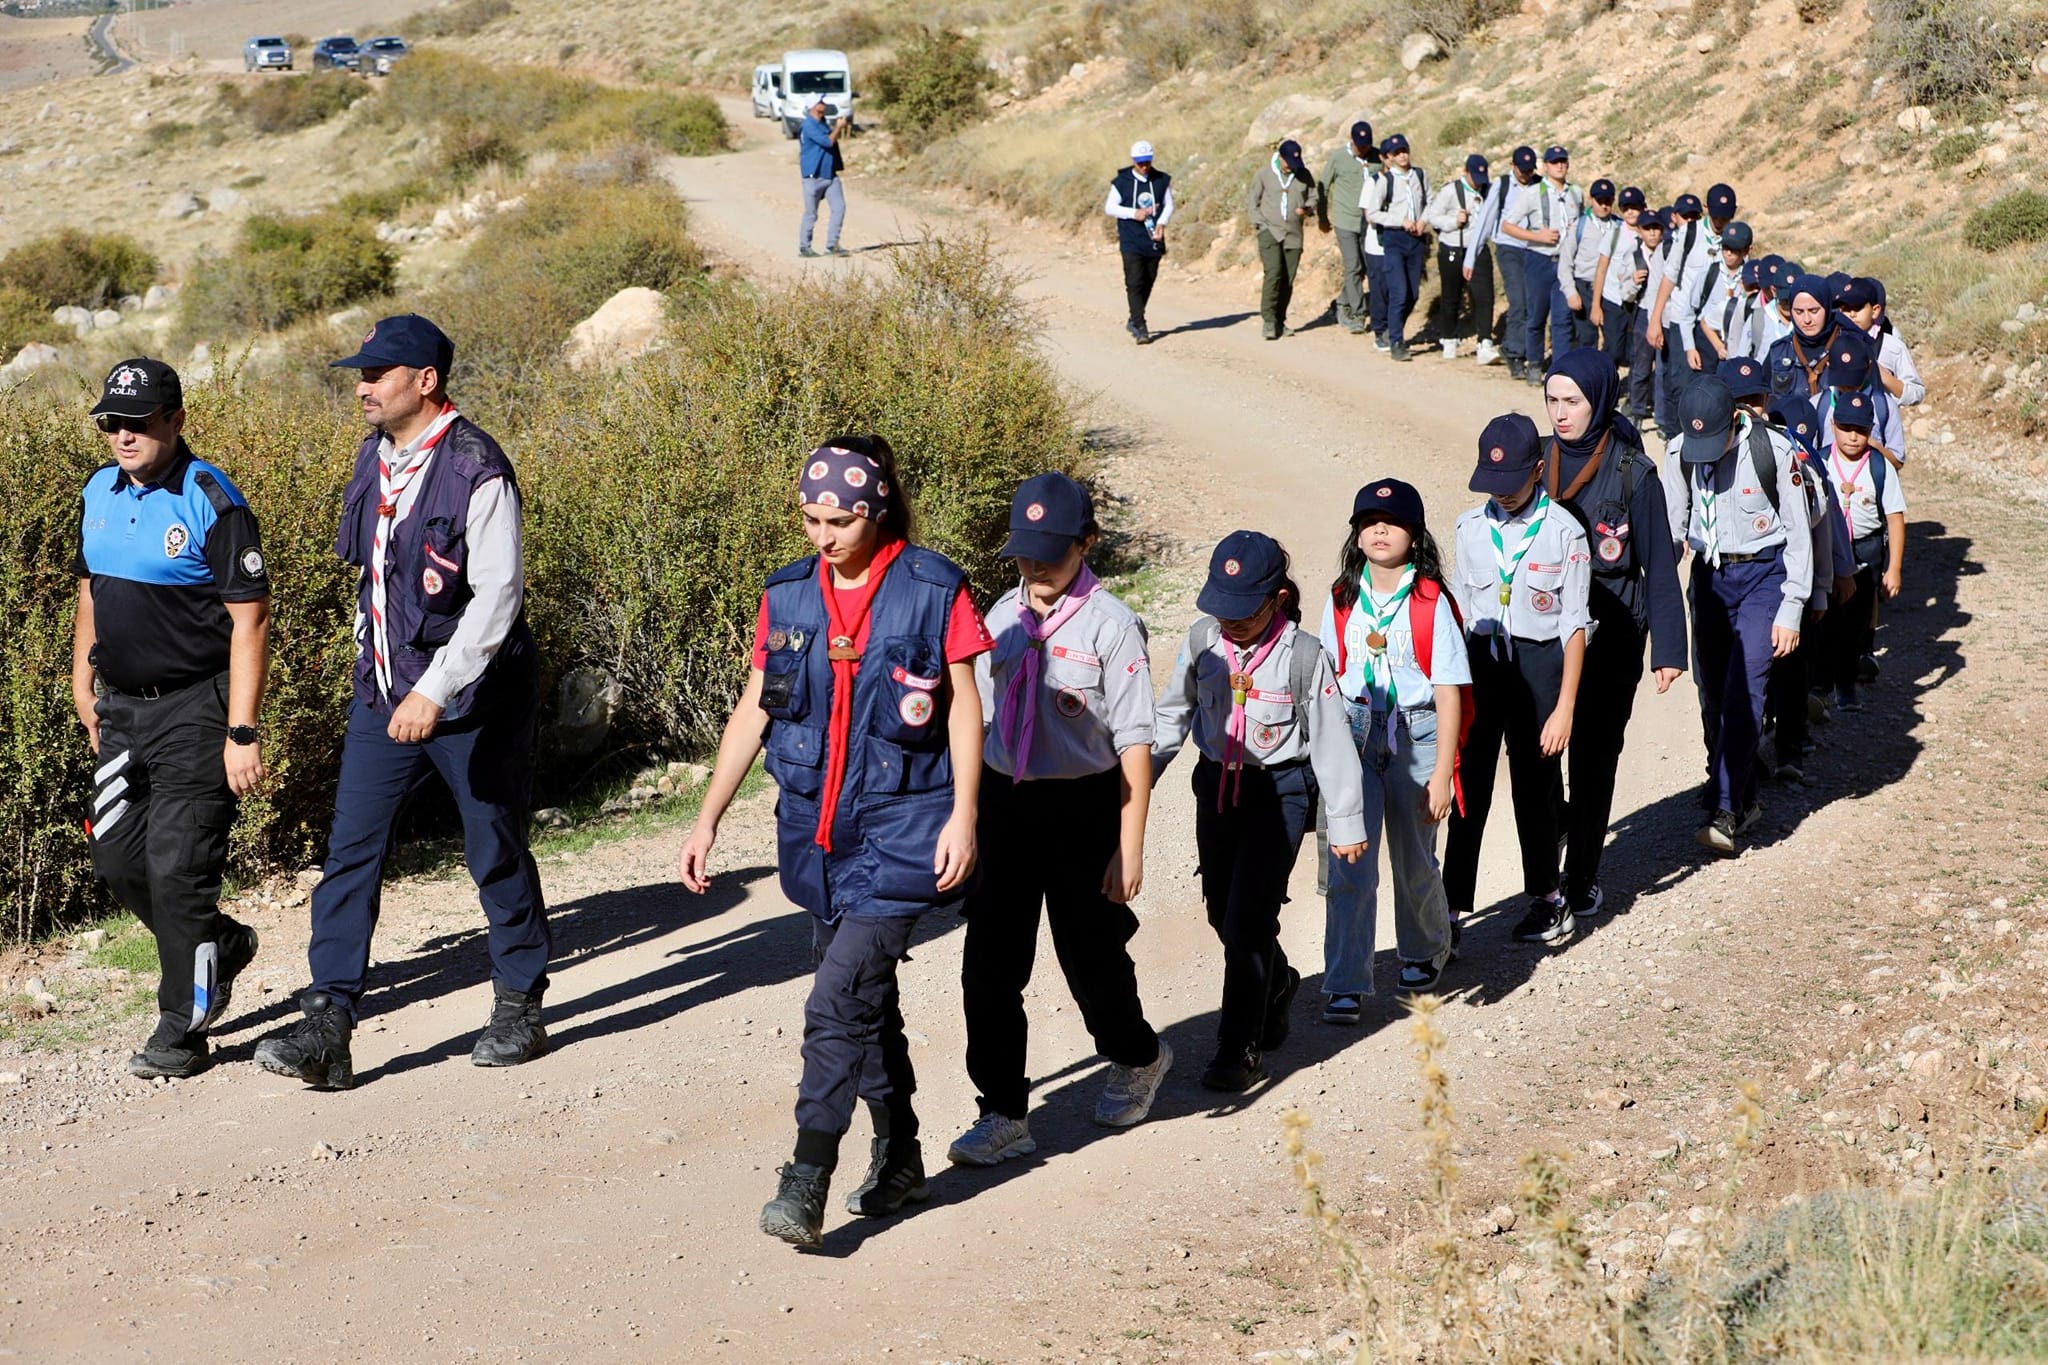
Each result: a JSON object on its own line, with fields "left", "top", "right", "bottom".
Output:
{"left": 1331, "top": 576, "right": 1475, "bottom": 815}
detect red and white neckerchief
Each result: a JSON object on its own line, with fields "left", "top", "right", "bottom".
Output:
{"left": 367, "top": 404, "right": 460, "bottom": 695}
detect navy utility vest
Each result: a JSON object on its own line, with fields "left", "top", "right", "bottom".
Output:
{"left": 336, "top": 417, "right": 536, "bottom": 720}
{"left": 1111, "top": 167, "right": 1170, "bottom": 257}
{"left": 757, "top": 545, "right": 965, "bottom": 922}
{"left": 1554, "top": 435, "right": 1654, "bottom": 631}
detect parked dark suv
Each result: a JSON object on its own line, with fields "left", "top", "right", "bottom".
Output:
{"left": 311, "top": 36, "right": 361, "bottom": 71}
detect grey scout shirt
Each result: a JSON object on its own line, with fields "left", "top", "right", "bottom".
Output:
{"left": 1673, "top": 420, "right": 1817, "bottom": 632}
{"left": 977, "top": 582, "right": 1153, "bottom": 781}
{"left": 1321, "top": 149, "right": 1370, "bottom": 233}
{"left": 1450, "top": 499, "right": 1593, "bottom": 646}
{"left": 1151, "top": 622, "right": 1368, "bottom": 846}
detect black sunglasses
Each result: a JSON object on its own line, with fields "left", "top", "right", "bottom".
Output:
{"left": 94, "top": 411, "right": 160, "bottom": 435}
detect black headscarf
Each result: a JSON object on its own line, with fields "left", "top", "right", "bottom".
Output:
{"left": 1545, "top": 347, "right": 1638, "bottom": 458}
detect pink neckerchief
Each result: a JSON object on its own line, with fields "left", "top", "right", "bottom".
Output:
{"left": 998, "top": 564, "right": 1098, "bottom": 775}
{"left": 1218, "top": 612, "right": 1285, "bottom": 810}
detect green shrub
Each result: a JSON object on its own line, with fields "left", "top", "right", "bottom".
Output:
{"left": 0, "top": 230, "right": 158, "bottom": 310}
{"left": 1119, "top": 0, "right": 1266, "bottom": 78}
{"left": 870, "top": 26, "right": 994, "bottom": 151}
{"left": 1375, "top": 0, "right": 1520, "bottom": 48}
{"left": 179, "top": 213, "right": 397, "bottom": 337}
{"left": 1965, "top": 191, "right": 2048, "bottom": 252}
{"left": 0, "top": 284, "right": 49, "bottom": 357}
{"left": 816, "top": 9, "right": 889, "bottom": 49}
{"left": 400, "top": 0, "right": 514, "bottom": 39}
{"left": 1436, "top": 111, "right": 1486, "bottom": 147}
{"left": 541, "top": 88, "right": 729, "bottom": 157}
{"left": 332, "top": 177, "right": 434, "bottom": 220}
{"left": 1929, "top": 130, "right": 1985, "bottom": 168}
{"left": 1868, "top": 0, "right": 2048, "bottom": 108}
{"left": 216, "top": 72, "right": 369, "bottom": 134}
{"left": 1795, "top": 0, "right": 1842, "bottom": 18}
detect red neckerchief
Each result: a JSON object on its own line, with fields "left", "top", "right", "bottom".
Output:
{"left": 814, "top": 537, "right": 907, "bottom": 851}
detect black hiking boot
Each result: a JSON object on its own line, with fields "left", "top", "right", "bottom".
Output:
{"left": 1261, "top": 965, "right": 1301, "bottom": 1050}
{"left": 844, "top": 1138, "right": 930, "bottom": 1217}
{"left": 127, "top": 1014, "right": 209, "bottom": 1079}
{"left": 198, "top": 921, "right": 259, "bottom": 1033}
{"left": 254, "top": 990, "right": 355, "bottom": 1090}
{"left": 1199, "top": 1043, "right": 1267, "bottom": 1093}
{"left": 760, "top": 1162, "right": 831, "bottom": 1245}
{"left": 470, "top": 986, "right": 547, "bottom": 1067}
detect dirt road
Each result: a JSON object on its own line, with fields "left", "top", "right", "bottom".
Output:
{"left": 0, "top": 100, "right": 2020, "bottom": 1363}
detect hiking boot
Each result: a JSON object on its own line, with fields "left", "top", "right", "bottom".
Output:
{"left": 254, "top": 990, "right": 355, "bottom": 1090}
{"left": 470, "top": 986, "right": 547, "bottom": 1067}
{"left": 759, "top": 1162, "right": 830, "bottom": 1245}
{"left": 1200, "top": 1043, "right": 1266, "bottom": 1093}
{"left": 197, "top": 921, "right": 259, "bottom": 1034}
{"left": 1262, "top": 965, "right": 1302, "bottom": 1050}
{"left": 1321, "top": 994, "right": 1363, "bottom": 1025}
{"left": 844, "top": 1138, "right": 929, "bottom": 1217}
{"left": 127, "top": 1014, "right": 208, "bottom": 1079}
{"left": 1696, "top": 810, "right": 1737, "bottom": 857}
{"left": 1512, "top": 895, "right": 1575, "bottom": 946}
{"left": 946, "top": 1112, "right": 1036, "bottom": 1167}
{"left": 1095, "top": 1038, "right": 1173, "bottom": 1128}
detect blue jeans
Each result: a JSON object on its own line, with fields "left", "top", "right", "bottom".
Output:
{"left": 1323, "top": 702, "right": 1452, "bottom": 996}
{"left": 1523, "top": 250, "right": 1561, "bottom": 373}
{"left": 1381, "top": 232, "right": 1425, "bottom": 349}
{"left": 1494, "top": 243, "right": 1528, "bottom": 361}
{"left": 1692, "top": 553, "right": 1787, "bottom": 816}
{"left": 799, "top": 175, "right": 845, "bottom": 251}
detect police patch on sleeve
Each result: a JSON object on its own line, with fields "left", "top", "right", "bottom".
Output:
{"left": 240, "top": 549, "right": 266, "bottom": 579}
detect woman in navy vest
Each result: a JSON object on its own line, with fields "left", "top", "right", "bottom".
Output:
{"left": 680, "top": 436, "right": 993, "bottom": 1247}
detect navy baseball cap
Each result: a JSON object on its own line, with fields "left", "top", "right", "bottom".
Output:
{"left": 1837, "top": 277, "right": 1878, "bottom": 311}
{"left": 1706, "top": 183, "right": 1737, "bottom": 218}
{"left": 1717, "top": 354, "right": 1767, "bottom": 400}
{"left": 1638, "top": 208, "right": 1667, "bottom": 232}
{"left": 1380, "top": 133, "right": 1410, "bottom": 155}
{"left": 1350, "top": 120, "right": 1373, "bottom": 148}
{"left": 1769, "top": 392, "right": 1821, "bottom": 455}
{"left": 1466, "top": 153, "right": 1490, "bottom": 187}
{"left": 1826, "top": 340, "right": 1874, "bottom": 390}
{"left": 330, "top": 313, "right": 455, "bottom": 374}
{"left": 1825, "top": 270, "right": 1854, "bottom": 301}
{"left": 1618, "top": 185, "right": 1646, "bottom": 210}
{"left": 1674, "top": 192, "right": 1703, "bottom": 217}
{"left": 1198, "top": 530, "right": 1289, "bottom": 620}
{"left": 1721, "top": 221, "right": 1753, "bottom": 253}
{"left": 1589, "top": 178, "right": 1615, "bottom": 203}
{"left": 1741, "top": 260, "right": 1763, "bottom": 288}
{"left": 91, "top": 357, "right": 183, "bottom": 419}
{"left": 1277, "top": 139, "right": 1307, "bottom": 174}
{"left": 1543, "top": 145, "right": 1569, "bottom": 163}
{"left": 1833, "top": 389, "right": 1876, "bottom": 431}
{"left": 1779, "top": 259, "right": 1804, "bottom": 280}
{"left": 1512, "top": 145, "right": 1537, "bottom": 172}
{"left": 1352, "top": 477, "right": 1426, "bottom": 528}
{"left": 1000, "top": 471, "right": 1093, "bottom": 561}
{"left": 1471, "top": 413, "right": 1544, "bottom": 496}
{"left": 1864, "top": 277, "right": 1888, "bottom": 307}
{"left": 1677, "top": 377, "right": 1736, "bottom": 462}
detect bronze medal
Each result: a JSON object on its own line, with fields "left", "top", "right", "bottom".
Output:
{"left": 1365, "top": 631, "right": 1387, "bottom": 651}
{"left": 1228, "top": 671, "right": 1253, "bottom": 693}
{"left": 827, "top": 634, "right": 860, "bottom": 662}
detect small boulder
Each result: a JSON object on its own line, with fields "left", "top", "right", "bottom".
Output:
{"left": 159, "top": 190, "right": 201, "bottom": 220}
{"left": 1399, "top": 31, "right": 1442, "bottom": 72}
{"left": 2, "top": 342, "right": 61, "bottom": 380}
{"left": 142, "top": 283, "right": 176, "bottom": 311}
{"left": 564, "top": 286, "right": 669, "bottom": 370}
{"left": 117, "top": 293, "right": 144, "bottom": 313}
{"left": 207, "top": 187, "right": 242, "bottom": 213}
{"left": 92, "top": 308, "right": 122, "bottom": 332}
{"left": 1896, "top": 106, "right": 1935, "bottom": 135}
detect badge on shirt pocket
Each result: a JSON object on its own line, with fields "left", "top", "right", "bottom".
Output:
{"left": 163, "top": 524, "right": 189, "bottom": 558}
{"left": 899, "top": 692, "right": 935, "bottom": 727}
{"left": 1531, "top": 590, "right": 1558, "bottom": 614}
{"left": 422, "top": 566, "right": 445, "bottom": 594}
{"left": 1055, "top": 687, "right": 1088, "bottom": 718}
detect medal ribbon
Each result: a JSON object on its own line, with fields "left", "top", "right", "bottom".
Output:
{"left": 367, "top": 404, "right": 459, "bottom": 696}
{"left": 1487, "top": 490, "right": 1550, "bottom": 640}
{"left": 1218, "top": 613, "right": 1285, "bottom": 811}
{"left": 812, "top": 537, "right": 906, "bottom": 852}
{"left": 1355, "top": 565, "right": 1415, "bottom": 711}
{"left": 998, "top": 563, "right": 1098, "bottom": 777}
{"left": 1830, "top": 447, "right": 1871, "bottom": 541}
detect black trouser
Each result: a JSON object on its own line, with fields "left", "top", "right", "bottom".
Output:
{"left": 1496, "top": 243, "right": 1529, "bottom": 362}
{"left": 1121, "top": 251, "right": 1162, "bottom": 330}
{"left": 1824, "top": 537, "right": 1885, "bottom": 689}
{"left": 1767, "top": 611, "right": 1821, "bottom": 762}
{"left": 1436, "top": 241, "right": 1493, "bottom": 342}
{"left": 1445, "top": 637, "right": 1565, "bottom": 913}
{"left": 1561, "top": 597, "right": 1643, "bottom": 900}
{"left": 961, "top": 767, "right": 1160, "bottom": 1120}
{"left": 1192, "top": 758, "right": 1314, "bottom": 1053}
{"left": 1628, "top": 306, "right": 1659, "bottom": 420}
{"left": 1601, "top": 298, "right": 1635, "bottom": 381}
{"left": 90, "top": 674, "right": 241, "bottom": 1034}
{"left": 794, "top": 911, "right": 919, "bottom": 1172}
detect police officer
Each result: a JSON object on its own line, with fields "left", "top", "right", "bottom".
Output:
{"left": 1105, "top": 140, "right": 1173, "bottom": 344}
{"left": 1319, "top": 122, "right": 1376, "bottom": 337}
{"left": 1671, "top": 377, "right": 1813, "bottom": 857}
{"left": 254, "top": 316, "right": 550, "bottom": 1090}
{"left": 73, "top": 358, "right": 270, "bottom": 1078}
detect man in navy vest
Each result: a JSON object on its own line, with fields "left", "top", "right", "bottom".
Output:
{"left": 1105, "top": 139, "right": 1172, "bottom": 343}
{"left": 255, "top": 315, "right": 550, "bottom": 1090}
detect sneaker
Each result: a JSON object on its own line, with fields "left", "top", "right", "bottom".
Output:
{"left": 1263, "top": 325, "right": 1280, "bottom": 341}
{"left": 1512, "top": 895, "right": 1575, "bottom": 946}
{"left": 827, "top": 245, "right": 851, "bottom": 258}
{"left": 1476, "top": 340, "right": 1502, "bottom": 366}
{"left": 1736, "top": 802, "right": 1764, "bottom": 835}
{"left": 946, "top": 1112, "right": 1037, "bottom": 1167}
{"left": 1696, "top": 810, "right": 1737, "bottom": 856}
{"left": 1199, "top": 1043, "right": 1266, "bottom": 1093}
{"left": 253, "top": 990, "right": 355, "bottom": 1090}
{"left": 1527, "top": 369, "right": 1549, "bottom": 386}
{"left": 1396, "top": 957, "right": 1442, "bottom": 995}
{"left": 1441, "top": 339, "right": 1460, "bottom": 359}
{"left": 1321, "top": 994, "right": 1363, "bottom": 1025}
{"left": 1508, "top": 358, "right": 1527, "bottom": 381}
{"left": 1263, "top": 966, "right": 1302, "bottom": 1049}
{"left": 1391, "top": 345, "right": 1414, "bottom": 362}
{"left": 470, "top": 986, "right": 547, "bottom": 1067}
{"left": 1808, "top": 692, "right": 1833, "bottom": 725}
{"left": 127, "top": 1014, "right": 208, "bottom": 1079}
{"left": 798, "top": 246, "right": 819, "bottom": 258}
{"left": 844, "top": 1138, "right": 929, "bottom": 1217}
{"left": 1127, "top": 320, "right": 1144, "bottom": 344}
{"left": 197, "top": 921, "right": 259, "bottom": 1034}
{"left": 1094, "top": 1038, "right": 1174, "bottom": 1128}
{"left": 1136, "top": 326, "right": 1152, "bottom": 345}
{"left": 759, "top": 1161, "right": 830, "bottom": 1245}
{"left": 1373, "top": 336, "right": 1392, "bottom": 353}
{"left": 1568, "top": 884, "right": 1606, "bottom": 920}
{"left": 1836, "top": 685, "right": 1864, "bottom": 713}
{"left": 1857, "top": 652, "right": 1880, "bottom": 683}
{"left": 1344, "top": 319, "right": 1367, "bottom": 335}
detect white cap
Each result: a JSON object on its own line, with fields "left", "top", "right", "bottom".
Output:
{"left": 1130, "top": 140, "right": 1154, "bottom": 162}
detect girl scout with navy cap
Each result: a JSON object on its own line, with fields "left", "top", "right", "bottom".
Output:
{"left": 1154, "top": 532, "right": 1366, "bottom": 1092}
{"left": 1444, "top": 415, "right": 1592, "bottom": 948}
{"left": 1318, "top": 479, "right": 1470, "bottom": 1008}
{"left": 949, "top": 472, "right": 1172, "bottom": 1171}
{"left": 1819, "top": 390, "right": 1905, "bottom": 712}
{"left": 679, "top": 436, "right": 994, "bottom": 1246}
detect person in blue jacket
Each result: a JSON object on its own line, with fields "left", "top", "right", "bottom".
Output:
{"left": 680, "top": 436, "right": 994, "bottom": 1247}
{"left": 797, "top": 94, "right": 850, "bottom": 258}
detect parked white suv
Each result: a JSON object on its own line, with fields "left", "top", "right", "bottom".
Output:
{"left": 242, "top": 36, "right": 292, "bottom": 72}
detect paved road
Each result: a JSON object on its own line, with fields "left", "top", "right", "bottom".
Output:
{"left": 87, "top": 12, "right": 133, "bottom": 74}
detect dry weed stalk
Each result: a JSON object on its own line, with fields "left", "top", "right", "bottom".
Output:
{"left": 1280, "top": 1108, "right": 1392, "bottom": 1357}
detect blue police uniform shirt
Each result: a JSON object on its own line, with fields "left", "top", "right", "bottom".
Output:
{"left": 73, "top": 445, "right": 269, "bottom": 692}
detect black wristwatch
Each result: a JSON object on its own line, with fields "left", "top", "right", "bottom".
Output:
{"left": 227, "top": 725, "right": 259, "bottom": 746}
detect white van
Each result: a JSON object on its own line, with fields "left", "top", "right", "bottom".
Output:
{"left": 751, "top": 63, "right": 783, "bottom": 120}
{"left": 779, "top": 48, "right": 854, "bottom": 139}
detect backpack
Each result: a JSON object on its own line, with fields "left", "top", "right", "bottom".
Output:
{"left": 1378, "top": 165, "right": 1428, "bottom": 214}
{"left": 1188, "top": 618, "right": 1324, "bottom": 738}
{"left": 1328, "top": 577, "right": 1474, "bottom": 816}
{"left": 1683, "top": 418, "right": 1784, "bottom": 521}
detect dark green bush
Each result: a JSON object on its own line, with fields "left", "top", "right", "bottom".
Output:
{"left": 400, "top": 0, "right": 514, "bottom": 39}
{"left": 541, "top": 88, "right": 729, "bottom": 156}
{"left": 179, "top": 213, "right": 397, "bottom": 337}
{"left": 1868, "top": 0, "right": 2048, "bottom": 108}
{"left": 816, "top": 9, "right": 889, "bottom": 49}
{"left": 1437, "top": 111, "right": 1487, "bottom": 147}
{"left": 216, "top": 72, "right": 370, "bottom": 135}
{"left": 1929, "top": 130, "right": 1985, "bottom": 168}
{"left": 0, "top": 230, "right": 159, "bottom": 309}
{"left": 1964, "top": 190, "right": 2048, "bottom": 252}
{"left": 332, "top": 177, "right": 434, "bottom": 220}
{"left": 0, "top": 285, "right": 49, "bottom": 357}
{"left": 870, "top": 26, "right": 994, "bottom": 151}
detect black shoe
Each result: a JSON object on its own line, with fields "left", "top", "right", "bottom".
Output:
{"left": 1696, "top": 810, "right": 1737, "bottom": 856}
{"left": 1391, "top": 345, "right": 1414, "bottom": 362}
{"left": 254, "top": 991, "right": 355, "bottom": 1090}
{"left": 1200, "top": 1043, "right": 1267, "bottom": 1093}
{"left": 1261, "top": 966, "right": 1301, "bottom": 1050}
{"left": 1568, "top": 884, "right": 1606, "bottom": 920}
{"left": 1396, "top": 958, "right": 1442, "bottom": 995}
{"left": 827, "top": 245, "right": 851, "bottom": 258}
{"left": 1127, "top": 320, "right": 1144, "bottom": 344}
{"left": 760, "top": 1161, "right": 831, "bottom": 1245}
{"left": 198, "top": 921, "right": 259, "bottom": 1034}
{"left": 844, "top": 1138, "right": 929, "bottom": 1217}
{"left": 1857, "top": 652, "right": 1880, "bottom": 683}
{"left": 1449, "top": 915, "right": 1464, "bottom": 959}
{"left": 471, "top": 986, "right": 547, "bottom": 1067}
{"left": 1508, "top": 358, "right": 1527, "bottom": 381}
{"left": 798, "top": 246, "right": 819, "bottom": 258}
{"left": 128, "top": 1015, "right": 209, "bottom": 1079}
{"left": 1512, "top": 896, "right": 1575, "bottom": 946}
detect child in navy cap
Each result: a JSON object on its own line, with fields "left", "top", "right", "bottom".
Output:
{"left": 1154, "top": 532, "right": 1367, "bottom": 1090}
{"left": 1821, "top": 390, "right": 1905, "bottom": 712}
